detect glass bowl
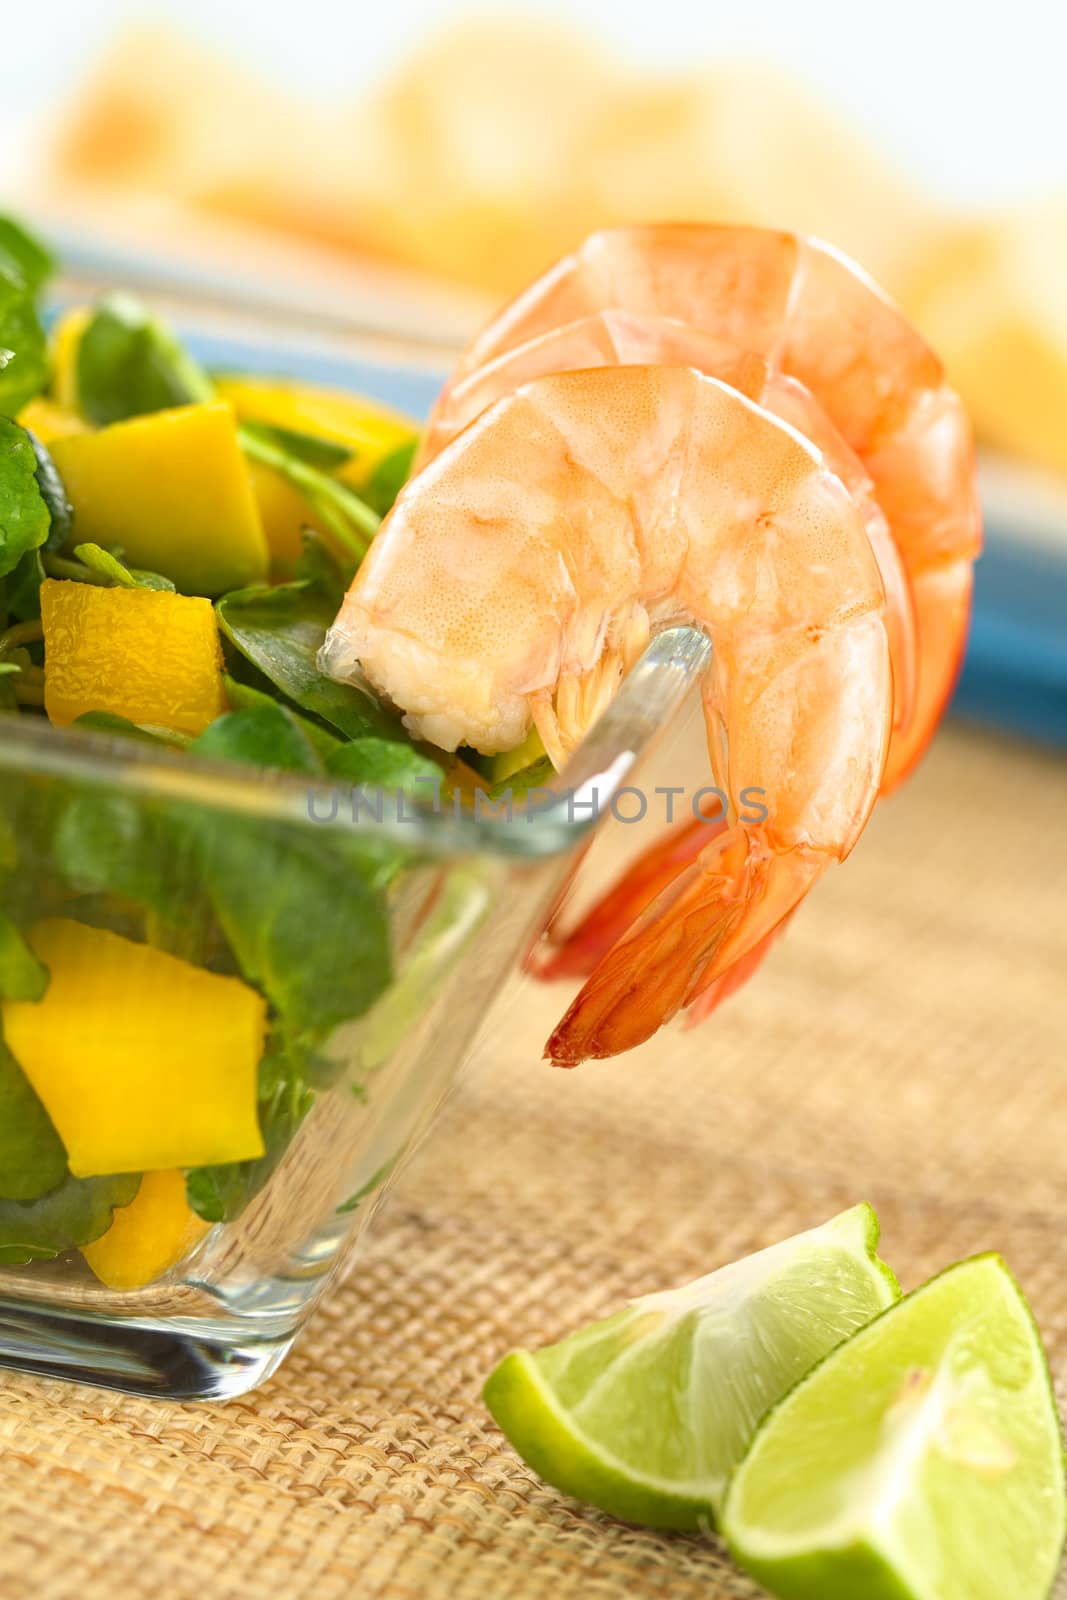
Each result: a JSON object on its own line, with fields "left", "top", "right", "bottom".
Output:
{"left": 0, "top": 283, "right": 714, "bottom": 1398}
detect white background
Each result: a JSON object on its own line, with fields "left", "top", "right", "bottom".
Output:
{"left": 4, "top": 0, "right": 1066, "bottom": 204}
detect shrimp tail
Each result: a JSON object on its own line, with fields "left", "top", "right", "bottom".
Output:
{"left": 681, "top": 912, "right": 796, "bottom": 1028}
{"left": 531, "top": 811, "right": 728, "bottom": 980}
{"left": 545, "top": 826, "right": 762, "bottom": 1065}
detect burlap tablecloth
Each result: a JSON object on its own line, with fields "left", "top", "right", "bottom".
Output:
{"left": 1, "top": 723, "right": 1065, "bottom": 1600}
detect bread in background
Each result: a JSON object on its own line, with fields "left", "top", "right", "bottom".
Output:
{"left": 903, "top": 202, "right": 1067, "bottom": 476}
{"left": 338, "top": 19, "right": 629, "bottom": 295}
{"left": 49, "top": 24, "right": 357, "bottom": 253}
{"left": 42, "top": 17, "right": 1067, "bottom": 479}
{"left": 48, "top": 19, "right": 931, "bottom": 299}
{"left": 582, "top": 62, "right": 932, "bottom": 292}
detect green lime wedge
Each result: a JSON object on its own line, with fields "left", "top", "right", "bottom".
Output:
{"left": 723, "top": 1254, "right": 1066, "bottom": 1600}
{"left": 484, "top": 1203, "right": 899, "bottom": 1529}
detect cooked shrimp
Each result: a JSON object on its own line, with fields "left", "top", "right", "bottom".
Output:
{"left": 425, "top": 307, "right": 920, "bottom": 1029}
{"left": 527, "top": 797, "right": 793, "bottom": 1030}
{"left": 323, "top": 364, "right": 893, "bottom": 1060}
{"left": 445, "top": 224, "right": 981, "bottom": 788}
{"left": 533, "top": 806, "right": 730, "bottom": 983}
{"left": 421, "top": 308, "right": 917, "bottom": 739}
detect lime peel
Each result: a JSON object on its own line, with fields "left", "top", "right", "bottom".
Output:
{"left": 484, "top": 1202, "right": 899, "bottom": 1530}
{"left": 723, "top": 1254, "right": 1067, "bottom": 1600}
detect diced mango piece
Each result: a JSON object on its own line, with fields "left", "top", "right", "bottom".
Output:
{"left": 17, "top": 396, "right": 90, "bottom": 446}
{"left": 41, "top": 579, "right": 227, "bottom": 736}
{"left": 81, "top": 1169, "right": 211, "bottom": 1290}
{"left": 245, "top": 457, "right": 329, "bottom": 574}
{"left": 215, "top": 375, "right": 416, "bottom": 489}
{"left": 50, "top": 306, "right": 92, "bottom": 411}
{"left": 2, "top": 920, "right": 266, "bottom": 1179}
{"left": 48, "top": 402, "right": 269, "bottom": 595}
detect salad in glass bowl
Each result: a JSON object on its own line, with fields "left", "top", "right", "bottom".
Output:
{"left": 0, "top": 211, "right": 978, "bottom": 1398}
{"left": 0, "top": 218, "right": 565, "bottom": 1391}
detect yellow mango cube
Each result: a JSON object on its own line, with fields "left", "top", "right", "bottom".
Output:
{"left": 81, "top": 1169, "right": 212, "bottom": 1290}
{"left": 245, "top": 457, "right": 328, "bottom": 573}
{"left": 215, "top": 377, "right": 416, "bottom": 569}
{"left": 2, "top": 920, "right": 266, "bottom": 1179}
{"left": 215, "top": 374, "right": 416, "bottom": 489}
{"left": 17, "top": 396, "right": 90, "bottom": 446}
{"left": 48, "top": 402, "right": 269, "bottom": 596}
{"left": 42, "top": 579, "right": 227, "bottom": 736}
{"left": 50, "top": 305, "right": 92, "bottom": 412}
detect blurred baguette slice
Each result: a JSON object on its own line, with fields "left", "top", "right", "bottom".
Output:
{"left": 581, "top": 62, "right": 934, "bottom": 292}
{"left": 48, "top": 24, "right": 358, "bottom": 247}
{"left": 38, "top": 24, "right": 488, "bottom": 345}
{"left": 904, "top": 202, "right": 1067, "bottom": 476}
{"left": 343, "top": 48, "right": 934, "bottom": 299}
{"left": 45, "top": 23, "right": 933, "bottom": 306}
{"left": 45, "top": 18, "right": 628, "bottom": 303}
{"left": 333, "top": 18, "right": 631, "bottom": 297}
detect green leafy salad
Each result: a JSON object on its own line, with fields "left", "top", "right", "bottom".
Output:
{"left": 0, "top": 215, "right": 462, "bottom": 1289}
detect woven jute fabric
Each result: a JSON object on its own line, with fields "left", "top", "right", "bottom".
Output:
{"left": 1, "top": 723, "right": 1065, "bottom": 1600}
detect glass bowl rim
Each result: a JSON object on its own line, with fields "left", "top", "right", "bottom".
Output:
{"left": 1, "top": 628, "right": 711, "bottom": 861}
{"left": 7, "top": 270, "right": 711, "bottom": 861}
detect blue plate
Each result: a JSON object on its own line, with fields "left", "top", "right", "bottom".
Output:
{"left": 957, "top": 466, "right": 1067, "bottom": 748}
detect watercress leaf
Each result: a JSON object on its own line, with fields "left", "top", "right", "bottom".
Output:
{"left": 336, "top": 1155, "right": 400, "bottom": 1215}
{"left": 0, "top": 649, "right": 34, "bottom": 707}
{"left": 190, "top": 812, "right": 393, "bottom": 1050}
{"left": 0, "top": 218, "right": 55, "bottom": 295}
{"left": 0, "top": 267, "right": 47, "bottom": 415}
{"left": 76, "top": 294, "right": 215, "bottom": 426}
{"left": 361, "top": 437, "right": 417, "bottom": 518}
{"left": 239, "top": 425, "right": 378, "bottom": 567}
{"left": 192, "top": 703, "right": 325, "bottom": 776}
{"left": 50, "top": 789, "right": 198, "bottom": 921}
{"left": 24, "top": 430, "right": 72, "bottom": 551}
{"left": 350, "top": 863, "right": 491, "bottom": 1079}
{"left": 0, "top": 913, "right": 48, "bottom": 1001}
{"left": 0, "top": 418, "right": 51, "bottom": 579}
{"left": 326, "top": 737, "right": 444, "bottom": 796}
{"left": 184, "top": 1167, "right": 235, "bottom": 1226}
{"left": 0, "top": 1033, "right": 68, "bottom": 1202}
{"left": 127, "top": 569, "right": 177, "bottom": 591}
{"left": 314, "top": 740, "right": 447, "bottom": 885}
{"left": 0, "top": 1170, "right": 140, "bottom": 1265}
{"left": 71, "top": 542, "right": 175, "bottom": 591}
{"left": 5, "top": 550, "right": 45, "bottom": 622}
{"left": 221, "top": 675, "right": 343, "bottom": 763}
{"left": 73, "top": 711, "right": 189, "bottom": 748}
{"left": 292, "top": 528, "right": 348, "bottom": 610}
{"left": 490, "top": 755, "right": 555, "bottom": 801}
{"left": 70, "top": 542, "right": 138, "bottom": 588}
{"left": 240, "top": 420, "right": 352, "bottom": 472}
{"left": 216, "top": 581, "right": 403, "bottom": 742}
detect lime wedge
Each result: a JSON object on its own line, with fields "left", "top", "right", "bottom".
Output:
{"left": 484, "top": 1203, "right": 899, "bottom": 1528}
{"left": 724, "top": 1255, "right": 1066, "bottom": 1600}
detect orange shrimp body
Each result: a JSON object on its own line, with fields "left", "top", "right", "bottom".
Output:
{"left": 420, "top": 307, "right": 923, "bottom": 1042}
{"left": 324, "top": 365, "right": 894, "bottom": 1060}
{"left": 422, "top": 308, "right": 918, "bottom": 741}
{"left": 325, "top": 225, "right": 980, "bottom": 1064}
{"left": 443, "top": 224, "right": 982, "bottom": 788}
